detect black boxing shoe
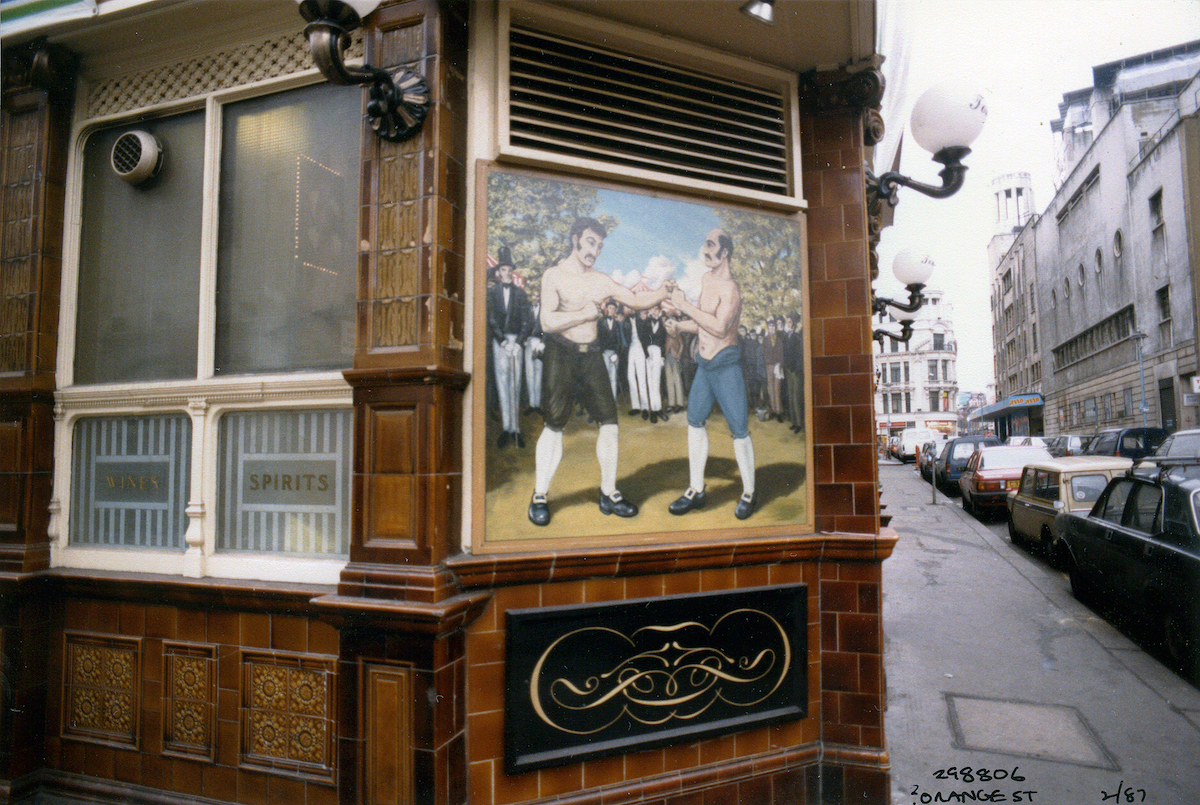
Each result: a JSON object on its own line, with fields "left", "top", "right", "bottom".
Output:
{"left": 734, "top": 491, "right": 758, "bottom": 520}
{"left": 528, "top": 493, "right": 550, "bottom": 526}
{"left": 668, "top": 487, "right": 706, "bottom": 515}
{"left": 599, "top": 490, "right": 638, "bottom": 517}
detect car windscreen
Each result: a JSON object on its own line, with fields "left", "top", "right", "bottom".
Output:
{"left": 1068, "top": 474, "right": 1110, "bottom": 504}
{"left": 978, "top": 448, "right": 1049, "bottom": 469}
{"left": 951, "top": 442, "right": 976, "bottom": 459}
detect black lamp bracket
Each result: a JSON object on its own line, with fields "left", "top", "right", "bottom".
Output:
{"left": 299, "top": 2, "right": 430, "bottom": 142}
{"left": 866, "top": 146, "right": 971, "bottom": 208}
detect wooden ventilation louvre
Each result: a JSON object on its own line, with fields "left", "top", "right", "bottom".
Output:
{"left": 508, "top": 27, "right": 790, "bottom": 196}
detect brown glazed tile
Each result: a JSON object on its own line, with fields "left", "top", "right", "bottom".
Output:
{"left": 140, "top": 754, "right": 171, "bottom": 791}
{"left": 176, "top": 609, "right": 206, "bottom": 642}
{"left": 806, "top": 206, "right": 843, "bottom": 245}
{"left": 833, "top": 445, "right": 875, "bottom": 483}
{"left": 836, "top": 515, "right": 879, "bottom": 534}
{"left": 582, "top": 576, "right": 625, "bottom": 603}
{"left": 112, "top": 748, "right": 140, "bottom": 784}
{"left": 217, "top": 720, "right": 239, "bottom": 767}
{"left": 240, "top": 613, "right": 270, "bottom": 648}
{"left": 823, "top": 722, "right": 860, "bottom": 746}
{"left": 698, "top": 733, "right": 737, "bottom": 766}
{"left": 202, "top": 763, "right": 237, "bottom": 802}
{"left": 239, "top": 770, "right": 272, "bottom": 805}
{"left": 839, "top": 563, "right": 882, "bottom": 583}
{"left": 173, "top": 757, "right": 204, "bottom": 797}
{"left": 494, "top": 584, "right": 541, "bottom": 613}
{"left": 821, "top": 316, "right": 866, "bottom": 355}
{"left": 624, "top": 573, "right": 665, "bottom": 600}
{"left": 845, "top": 765, "right": 890, "bottom": 804}
{"left": 839, "top": 692, "right": 883, "bottom": 728}
{"left": 698, "top": 566, "right": 737, "bottom": 592}
{"left": 661, "top": 740, "right": 700, "bottom": 773}
{"left": 860, "top": 726, "right": 885, "bottom": 749}
{"left": 822, "top": 652, "right": 860, "bottom": 692}
{"left": 662, "top": 572, "right": 701, "bottom": 596}
{"left": 735, "top": 725, "right": 770, "bottom": 757}
{"left": 815, "top": 484, "right": 853, "bottom": 516}
{"left": 820, "top": 580, "right": 858, "bottom": 613}
{"left": 735, "top": 564, "right": 770, "bottom": 590}
{"left": 703, "top": 781, "right": 740, "bottom": 805}
{"left": 309, "top": 619, "right": 339, "bottom": 655}
{"left": 813, "top": 407, "right": 850, "bottom": 445}
{"left": 494, "top": 765, "right": 540, "bottom": 804}
{"left": 541, "top": 579, "right": 586, "bottom": 608}
{"left": 266, "top": 774, "right": 305, "bottom": 805}
{"left": 142, "top": 639, "right": 163, "bottom": 683}
{"left": 207, "top": 611, "right": 239, "bottom": 646}
{"left": 838, "top": 613, "right": 881, "bottom": 654}
{"left": 144, "top": 605, "right": 177, "bottom": 639}
{"left": 820, "top": 613, "right": 838, "bottom": 652}
{"left": 666, "top": 790, "right": 705, "bottom": 805}
{"left": 624, "top": 746, "right": 665, "bottom": 779}
{"left": 469, "top": 760, "right": 496, "bottom": 805}
{"left": 538, "top": 761, "right": 582, "bottom": 799}
{"left": 270, "top": 615, "right": 307, "bottom": 653}
{"left": 468, "top": 628, "right": 505, "bottom": 668}
{"left": 859, "top": 653, "right": 883, "bottom": 696}
{"left": 468, "top": 706, "right": 503, "bottom": 763}
{"left": 810, "top": 279, "right": 848, "bottom": 320}
{"left": 118, "top": 603, "right": 145, "bottom": 636}
{"left": 581, "top": 754, "right": 625, "bottom": 790}
{"left": 305, "top": 782, "right": 340, "bottom": 805}
{"left": 82, "top": 743, "right": 115, "bottom": 780}
{"left": 738, "top": 775, "right": 773, "bottom": 805}
{"left": 858, "top": 582, "right": 880, "bottom": 613}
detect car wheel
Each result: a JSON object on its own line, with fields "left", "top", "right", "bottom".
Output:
{"left": 1067, "top": 560, "right": 1092, "bottom": 604}
{"left": 1163, "top": 609, "right": 1198, "bottom": 677}
{"left": 1007, "top": 517, "right": 1023, "bottom": 545}
{"left": 962, "top": 491, "right": 973, "bottom": 516}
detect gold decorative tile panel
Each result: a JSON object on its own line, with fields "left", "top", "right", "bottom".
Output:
{"left": 163, "top": 643, "right": 216, "bottom": 760}
{"left": 63, "top": 633, "right": 141, "bottom": 748}
{"left": 241, "top": 652, "right": 337, "bottom": 780}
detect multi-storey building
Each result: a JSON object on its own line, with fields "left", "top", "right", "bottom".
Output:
{"left": 0, "top": 2, "right": 902, "bottom": 804}
{"left": 874, "top": 290, "right": 959, "bottom": 438}
{"left": 977, "top": 40, "right": 1200, "bottom": 440}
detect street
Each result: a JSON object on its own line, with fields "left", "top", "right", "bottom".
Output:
{"left": 879, "top": 459, "right": 1200, "bottom": 805}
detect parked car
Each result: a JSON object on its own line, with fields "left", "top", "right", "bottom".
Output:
{"left": 1046, "top": 433, "right": 1094, "bottom": 457}
{"left": 897, "top": 427, "right": 936, "bottom": 463}
{"left": 1082, "top": 427, "right": 1168, "bottom": 460}
{"left": 1006, "top": 456, "right": 1132, "bottom": 555}
{"left": 958, "top": 445, "right": 1052, "bottom": 518}
{"left": 918, "top": 437, "right": 947, "bottom": 481}
{"left": 1055, "top": 469, "right": 1200, "bottom": 674}
{"left": 933, "top": 435, "right": 1001, "bottom": 493}
{"left": 1151, "top": 429, "right": 1200, "bottom": 458}
{"left": 1006, "top": 436, "right": 1049, "bottom": 448}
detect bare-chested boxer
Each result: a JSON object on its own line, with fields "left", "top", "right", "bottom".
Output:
{"left": 528, "top": 217, "right": 674, "bottom": 526}
{"left": 665, "top": 228, "right": 757, "bottom": 519}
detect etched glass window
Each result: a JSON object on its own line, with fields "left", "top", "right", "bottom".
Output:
{"left": 70, "top": 414, "right": 191, "bottom": 548}
{"left": 217, "top": 409, "right": 351, "bottom": 556}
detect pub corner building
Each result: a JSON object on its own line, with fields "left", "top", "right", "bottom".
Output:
{"left": 0, "top": 1, "right": 902, "bottom": 803}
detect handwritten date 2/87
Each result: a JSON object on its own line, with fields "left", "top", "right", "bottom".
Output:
{"left": 1101, "top": 781, "right": 1147, "bottom": 802}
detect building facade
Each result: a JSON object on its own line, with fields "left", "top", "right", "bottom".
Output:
{"left": 1, "top": 1, "right": 897, "bottom": 804}
{"left": 978, "top": 41, "right": 1200, "bottom": 440}
{"left": 874, "top": 291, "right": 959, "bottom": 439}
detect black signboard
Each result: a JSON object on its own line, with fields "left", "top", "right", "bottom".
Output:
{"left": 504, "top": 583, "right": 807, "bottom": 774}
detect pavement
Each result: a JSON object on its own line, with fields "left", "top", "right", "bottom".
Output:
{"left": 878, "top": 458, "right": 1200, "bottom": 805}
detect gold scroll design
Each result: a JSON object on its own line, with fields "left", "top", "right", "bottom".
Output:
{"left": 529, "top": 609, "right": 791, "bottom": 736}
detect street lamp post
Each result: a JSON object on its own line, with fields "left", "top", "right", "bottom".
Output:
{"left": 1133, "top": 331, "right": 1149, "bottom": 426}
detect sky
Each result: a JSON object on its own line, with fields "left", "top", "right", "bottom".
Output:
{"left": 873, "top": 0, "right": 1200, "bottom": 397}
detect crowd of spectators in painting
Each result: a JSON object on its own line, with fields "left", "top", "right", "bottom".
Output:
{"left": 485, "top": 262, "right": 804, "bottom": 447}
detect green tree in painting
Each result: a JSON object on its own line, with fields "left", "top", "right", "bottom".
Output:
{"left": 716, "top": 209, "right": 803, "bottom": 328}
{"left": 486, "top": 173, "right": 618, "bottom": 298}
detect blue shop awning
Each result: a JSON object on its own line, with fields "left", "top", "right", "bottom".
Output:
{"left": 969, "top": 393, "right": 1044, "bottom": 421}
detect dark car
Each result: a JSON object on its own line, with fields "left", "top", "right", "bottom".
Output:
{"left": 1151, "top": 428, "right": 1200, "bottom": 458}
{"left": 1082, "top": 427, "right": 1168, "bottom": 460}
{"left": 933, "top": 435, "right": 1001, "bottom": 494}
{"left": 1055, "top": 469, "right": 1200, "bottom": 674}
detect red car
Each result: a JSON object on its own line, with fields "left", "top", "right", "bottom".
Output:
{"left": 959, "top": 445, "right": 1052, "bottom": 518}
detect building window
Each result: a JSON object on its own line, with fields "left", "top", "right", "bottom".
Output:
{"left": 1095, "top": 248, "right": 1103, "bottom": 274}
{"left": 1084, "top": 397, "right": 1097, "bottom": 425}
{"left": 929, "top": 391, "right": 940, "bottom": 411}
{"left": 1070, "top": 401, "right": 1080, "bottom": 427}
{"left": 942, "top": 360, "right": 950, "bottom": 382}
{"left": 933, "top": 332, "right": 945, "bottom": 351}
{"left": 891, "top": 393, "right": 902, "bottom": 413}
{"left": 905, "top": 392, "right": 912, "bottom": 414}
{"left": 881, "top": 394, "right": 889, "bottom": 414}
{"left": 1150, "top": 189, "right": 1164, "bottom": 229}
{"left": 1121, "top": 388, "right": 1132, "bottom": 419}
{"left": 1158, "top": 285, "right": 1173, "bottom": 347}
{"left": 1103, "top": 392, "right": 1115, "bottom": 422}
{"left": 57, "top": 77, "right": 361, "bottom": 582}
{"left": 928, "top": 360, "right": 938, "bottom": 382}
{"left": 890, "top": 363, "right": 901, "bottom": 383}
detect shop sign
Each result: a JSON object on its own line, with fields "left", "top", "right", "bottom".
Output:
{"left": 504, "top": 584, "right": 807, "bottom": 773}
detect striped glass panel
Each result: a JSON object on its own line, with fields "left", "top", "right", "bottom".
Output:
{"left": 217, "top": 409, "right": 350, "bottom": 556}
{"left": 70, "top": 415, "right": 191, "bottom": 548}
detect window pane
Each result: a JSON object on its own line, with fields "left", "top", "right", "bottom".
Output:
{"left": 216, "top": 82, "right": 360, "bottom": 375}
{"left": 217, "top": 409, "right": 351, "bottom": 556}
{"left": 70, "top": 415, "right": 191, "bottom": 548}
{"left": 75, "top": 113, "right": 204, "bottom": 383}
